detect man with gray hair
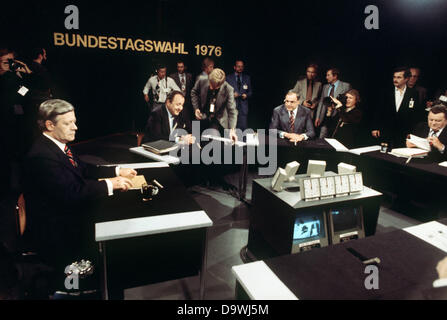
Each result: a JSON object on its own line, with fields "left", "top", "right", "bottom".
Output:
{"left": 191, "top": 68, "right": 238, "bottom": 142}
{"left": 23, "top": 99, "right": 136, "bottom": 275}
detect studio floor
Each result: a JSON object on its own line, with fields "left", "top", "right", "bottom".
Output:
{"left": 124, "top": 169, "right": 421, "bottom": 300}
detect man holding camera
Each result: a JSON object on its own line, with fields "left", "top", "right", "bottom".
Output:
{"left": 291, "top": 64, "right": 322, "bottom": 120}
{"left": 0, "top": 48, "right": 33, "bottom": 193}
{"left": 315, "top": 68, "right": 351, "bottom": 138}
{"left": 143, "top": 64, "right": 180, "bottom": 112}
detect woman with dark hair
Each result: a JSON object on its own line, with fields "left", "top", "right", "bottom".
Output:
{"left": 325, "top": 89, "right": 363, "bottom": 148}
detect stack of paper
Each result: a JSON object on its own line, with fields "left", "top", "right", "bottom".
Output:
{"left": 389, "top": 147, "right": 428, "bottom": 158}
{"left": 406, "top": 134, "right": 430, "bottom": 151}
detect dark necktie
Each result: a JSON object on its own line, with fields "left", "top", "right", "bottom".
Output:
{"left": 180, "top": 74, "right": 186, "bottom": 92}
{"left": 306, "top": 80, "right": 313, "bottom": 101}
{"left": 431, "top": 130, "right": 438, "bottom": 137}
{"left": 237, "top": 75, "right": 242, "bottom": 92}
{"left": 289, "top": 111, "right": 295, "bottom": 133}
{"left": 329, "top": 84, "right": 335, "bottom": 97}
{"left": 64, "top": 145, "right": 78, "bottom": 167}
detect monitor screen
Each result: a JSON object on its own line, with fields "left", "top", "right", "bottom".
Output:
{"left": 330, "top": 206, "right": 362, "bottom": 233}
{"left": 293, "top": 213, "right": 325, "bottom": 242}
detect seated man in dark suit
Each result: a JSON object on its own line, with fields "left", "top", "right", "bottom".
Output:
{"left": 269, "top": 91, "right": 316, "bottom": 143}
{"left": 406, "top": 104, "right": 447, "bottom": 161}
{"left": 23, "top": 99, "right": 136, "bottom": 275}
{"left": 143, "top": 90, "right": 195, "bottom": 144}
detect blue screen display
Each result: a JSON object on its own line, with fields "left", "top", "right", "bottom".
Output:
{"left": 293, "top": 214, "right": 324, "bottom": 241}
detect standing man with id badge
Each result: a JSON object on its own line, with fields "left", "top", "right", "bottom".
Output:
{"left": 226, "top": 60, "right": 252, "bottom": 130}
{"left": 371, "top": 67, "right": 423, "bottom": 148}
{"left": 191, "top": 68, "right": 238, "bottom": 142}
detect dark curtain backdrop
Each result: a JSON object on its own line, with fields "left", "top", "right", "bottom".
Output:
{"left": 1, "top": 0, "right": 447, "bottom": 142}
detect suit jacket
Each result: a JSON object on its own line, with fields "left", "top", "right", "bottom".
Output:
{"left": 225, "top": 73, "right": 252, "bottom": 116}
{"left": 169, "top": 72, "right": 193, "bottom": 96}
{"left": 316, "top": 80, "right": 352, "bottom": 122}
{"left": 269, "top": 105, "right": 316, "bottom": 139}
{"left": 143, "top": 106, "right": 190, "bottom": 142}
{"left": 23, "top": 135, "right": 116, "bottom": 261}
{"left": 291, "top": 78, "right": 322, "bottom": 105}
{"left": 412, "top": 122, "right": 447, "bottom": 161}
{"left": 372, "top": 86, "right": 422, "bottom": 148}
{"left": 191, "top": 78, "right": 238, "bottom": 129}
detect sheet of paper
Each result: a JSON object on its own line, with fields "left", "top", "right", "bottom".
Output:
{"left": 439, "top": 161, "right": 447, "bottom": 168}
{"left": 129, "top": 175, "right": 147, "bottom": 190}
{"left": 404, "top": 221, "right": 447, "bottom": 253}
{"left": 324, "top": 138, "right": 349, "bottom": 152}
{"left": 407, "top": 134, "right": 430, "bottom": 151}
{"left": 246, "top": 133, "right": 260, "bottom": 146}
{"left": 348, "top": 145, "right": 381, "bottom": 155}
{"left": 202, "top": 134, "right": 247, "bottom": 147}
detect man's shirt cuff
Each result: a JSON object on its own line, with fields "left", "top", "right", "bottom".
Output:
{"left": 105, "top": 179, "right": 113, "bottom": 196}
{"left": 433, "top": 278, "right": 447, "bottom": 288}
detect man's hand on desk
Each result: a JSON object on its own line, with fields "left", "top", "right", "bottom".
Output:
{"left": 371, "top": 130, "right": 381, "bottom": 138}
{"left": 284, "top": 133, "right": 305, "bottom": 143}
{"left": 119, "top": 168, "right": 137, "bottom": 179}
{"left": 110, "top": 176, "right": 133, "bottom": 191}
{"left": 179, "top": 134, "right": 196, "bottom": 145}
{"left": 437, "top": 257, "right": 447, "bottom": 279}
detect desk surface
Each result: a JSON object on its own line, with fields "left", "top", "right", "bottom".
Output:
{"left": 361, "top": 150, "right": 447, "bottom": 179}
{"left": 234, "top": 220, "right": 447, "bottom": 300}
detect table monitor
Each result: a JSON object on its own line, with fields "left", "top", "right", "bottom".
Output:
{"left": 291, "top": 211, "right": 329, "bottom": 253}
{"left": 328, "top": 205, "right": 365, "bottom": 244}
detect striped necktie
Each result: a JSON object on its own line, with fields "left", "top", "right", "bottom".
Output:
{"left": 289, "top": 110, "right": 295, "bottom": 133}
{"left": 64, "top": 145, "right": 78, "bottom": 167}
{"left": 430, "top": 130, "right": 438, "bottom": 137}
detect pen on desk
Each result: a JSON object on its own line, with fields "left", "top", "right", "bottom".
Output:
{"left": 294, "top": 140, "right": 297, "bottom": 146}
{"left": 152, "top": 179, "right": 164, "bottom": 189}
{"left": 405, "top": 156, "right": 412, "bottom": 165}
{"left": 196, "top": 142, "right": 202, "bottom": 150}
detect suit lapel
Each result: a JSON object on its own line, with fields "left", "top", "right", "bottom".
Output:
{"left": 200, "top": 79, "right": 209, "bottom": 109}
{"left": 41, "top": 136, "right": 83, "bottom": 179}
{"left": 216, "top": 85, "right": 225, "bottom": 112}
{"left": 161, "top": 107, "right": 171, "bottom": 136}
{"left": 281, "top": 105, "right": 291, "bottom": 132}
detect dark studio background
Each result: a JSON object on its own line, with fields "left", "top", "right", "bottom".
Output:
{"left": 1, "top": 0, "right": 447, "bottom": 143}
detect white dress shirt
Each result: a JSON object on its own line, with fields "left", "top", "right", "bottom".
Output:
{"left": 279, "top": 107, "right": 309, "bottom": 140}
{"left": 143, "top": 76, "right": 180, "bottom": 103}
{"left": 395, "top": 86, "right": 407, "bottom": 112}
